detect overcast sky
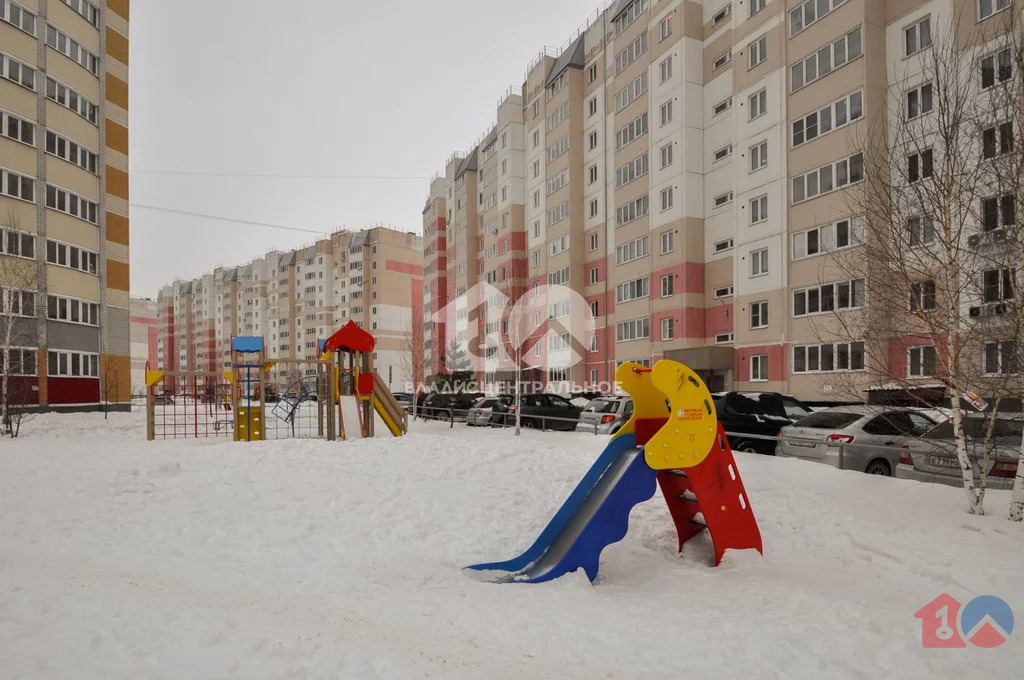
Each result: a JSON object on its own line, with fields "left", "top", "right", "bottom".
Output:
{"left": 129, "top": 0, "right": 605, "bottom": 297}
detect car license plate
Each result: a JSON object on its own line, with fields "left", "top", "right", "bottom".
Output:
{"left": 791, "top": 440, "right": 816, "bottom": 448}
{"left": 927, "top": 455, "right": 960, "bottom": 469}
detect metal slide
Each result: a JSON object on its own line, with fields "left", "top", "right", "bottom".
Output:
{"left": 465, "top": 432, "right": 658, "bottom": 583}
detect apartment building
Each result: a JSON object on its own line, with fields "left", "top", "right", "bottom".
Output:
{"left": 129, "top": 296, "right": 155, "bottom": 397}
{"left": 156, "top": 226, "right": 424, "bottom": 393}
{"left": 425, "top": 0, "right": 1016, "bottom": 402}
{"left": 0, "top": 0, "right": 131, "bottom": 411}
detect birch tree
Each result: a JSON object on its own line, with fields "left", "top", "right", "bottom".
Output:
{"left": 0, "top": 213, "right": 38, "bottom": 437}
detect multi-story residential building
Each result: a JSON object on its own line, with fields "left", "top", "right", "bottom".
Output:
{"left": 424, "top": 0, "right": 1011, "bottom": 402}
{"left": 0, "top": 0, "right": 131, "bottom": 410}
{"left": 129, "top": 296, "right": 156, "bottom": 397}
{"left": 156, "top": 226, "right": 424, "bottom": 393}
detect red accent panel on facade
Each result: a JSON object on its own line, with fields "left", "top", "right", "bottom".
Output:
{"left": 48, "top": 377, "right": 100, "bottom": 405}
{"left": 888, "top": 335, "right": 947, "bottom": 380}
{"left": 386, "top": 260, "right": 424, "bottom": 276}
{"left": 651, "top": 262, "right": 704, "bottom": 295}
{"left": 148, "top": 327, "right": 158, "bottom": 365}
{"left": 734, "top": 344, "right": 787, "bottom": 382}
{"left": 585, "top": 258, "right": 606, "bottom": 285}
{"left": 6, "top": 377, "right": 39, "bottom": 406}
{"left": 705, "top": 304, "right": 734, "bottom": 337}
{"left": 509, "top": 231, "right": 526, "bottom": 250}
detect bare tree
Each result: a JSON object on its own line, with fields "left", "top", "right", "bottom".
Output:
{"left": 498, "top": 279, "right": 529, "bottom": 436}
{"left": 812, "top": 14, "right": 1024, "bottom": 515}
{"left": 398, "top": 325, "right": 425, "bottom": 418}
{"left": 1, "top": 209, "right": 38, "bottom": 437}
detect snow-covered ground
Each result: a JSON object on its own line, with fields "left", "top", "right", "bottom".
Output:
{"left": 1, "top": 412, "right": 1022, "bottom": 679}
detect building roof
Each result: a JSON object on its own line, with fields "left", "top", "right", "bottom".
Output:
{"left": 546, "top": 35, "right": 585, "bottom": 87}
{"left": 455, "top": 147, "right": 478, "bottom": 177}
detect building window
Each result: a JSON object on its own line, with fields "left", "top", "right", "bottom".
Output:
{"left": 981, "top": 48, "right": 1012, "bottom": 89}
{"left": 589, "top": 97, "right": 598, "bottom": 117}
{"left": 660, "top": 187, "right": 674, "bottom": 211}
{"left": 748, "top": 35, "right": 767, "bottom": 69}
{"left": 45, "top": 77, "right": 97, "bottom": 124}
{"left": 712, "top": 4, "right": 732, "bottom": 26}
{"left": 983, "top": 122, "right": 1013, "bottom": 159}
{"left": 750, "top": 195, "right": 768, "bottom": 224}
{"left": 750, "top": 0, "right": 766, "bottom": 16}
{"left": 589, "top": 266, "right": 599, "bottom": 285}
{"left": 61, "top": 0, "right": 100, "bottom": 27}
{"left": 908, "top": 346, "right": 937, "bottom": 377}
{"left": 790, "top": 0, "right": 847, "bottom": 36}
{"left": 0, "top": 52, "right": 36, "bottom": 90}
{"left": 661, "top": 317, "right": 675, "bottom": 340}
{"left": 713, "top": 50, "right": 731, "bottom": 71}
{"left": 750, "top": 141, "right": 768, "bottom": 171}
{"left": 616, "top": 277, "right": 650, "bottom": 303}
{"left": 981, "top": 194, "right": 1015, "bottom": 231}
{"left": 793, "top": 91, "right": 863, "bottom": 147}
{"left": 713, "top": 98, "right": 732, "bottom": 116}
{"left": 661, "top": 275, "right": 674, "bottom": 298}
{"left": 0, "top": 110, "right": 35, "bottom": 146}
{"left": 47, "top": 294, "right": 99, "bottom": 325}
{"left": 793, "top": 341, "right": 866, "bottom": 373}
{"left": 794, "top": 279, "right": 865, "bottom": 316}
{"left": 750, "top": 248, "right": 768, "bottom": 277}
{"left": 45, "top": 184, "right": 98, "bottom": 224}
{"left": 615, "top": 31, "right": 649, "bottom": 74}
{"left": 909, "top": 280, "right": 937, "bottom": 312}
{"left": 46, "top": 130, "right": 98, "bottom": 173}
{"left": 0, "top": 226, "right": 35, "bottom": 259}
{"left": 589, "top": 131, "right": 598, "bottom": 150}
{"left": 660, "top": 56, "right": 673, "bottom": 83}
{"left": 46, "top": 239, "right": 98, "bottom": 274}
{"left": 661, "top": 230, "right": 674, "bottom": 254}
{"left": 48, "top": 350, "right": 99, "bottom": 378}
{"left": 908, "top": 149, "right": 933, "bottom": 182}
{"left": 749, "top": 88, "right": 767, "bottom": 120}
{"left": 589, "top": 165, "right": 598, "bottom": 184}
{"left": 713, "top": 191, "right": 734, "bottom": 208}
{"left": 660, "top": 100, "right": 673, "bottom": 126}
{"left": 0, "top": 289, "right": 34, "bottom": 317}
{"left": 660, "top": 13, "right": 673, "bottom": 40}
{"left": 0, "top": 347, "right": 36, "bottom": 376}
{"left": 792, "top": 152, "right": 864, "bottom": 203}
{"left": 751, "top": 354, "right": 769, "bottom": 381}
{"left": 616, "top": 153, "right": 649, "bottom": 188}
{"left": 616, "top": 317, "right": 651, "bottom": 341}
{"left": 983, "top": 268, "right": 1014, "bottom": 302}
{"left": 45, "top": 23, "right": 99, "bottom": 75}
{"left": 979, "top": 0, "right": 1011, "bottom": 20}
{"left": 614, "top": 235, "right": 647, "bottom": 264}
{"left": 714, "top": 238, "right": 734, "bottom": 253}
{"left": 1, "top": 167, "right": 36, "bottom": 203}
{"left": 791, "top": 26, "right": 862, "bottom": 91}
{"left": 905, "top": 17, "right": 932, "bottom": 57}
{"left": 588, "top": 64, "right": 598, "bottom": 82}
{"left": 984, "top": 340, "right": 1017, "bottom": 375}
{"left": 589, "top": 232, "right": 599, "bottom": 251}
{"left": 616, "top": 112, "right": 649, "bottom": 148}
{"left": 1, "top": 1, "right": 37, "bottom": 34}
{"left": 714, "top": 286, "right": 734, "bottom": 299}
{"left": 547, "top": 135, "right": 569, "bottom": 163}
{"left": 907, "top": 215, "right": 935, "bottom": 246}
{"left": 615, "top": 195, "right": 650, "bottom": 227}
{"left": 907, "top": 83, "right": 933, "bottom": 119}
{"left": 713, "top": 144, "right": 733, "bottom": 162}
{"left": 793, "top": 216, "right": 864, "bottom": 258}
{"left": 615, "top": 73, "right": 649, "bottom": 112}
{"left": 590, "top": 301, "right": 599, "bottom": 318}
{"left": 589, "top": 199, "right": 599, "bottom": 217}
{"left": 750, "top": 301, "right": 769, "bottom": 329}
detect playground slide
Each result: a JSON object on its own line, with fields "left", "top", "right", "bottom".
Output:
{"left": 338, "top": 395, "right": 393, "bottom": 440}
{"left": 465, "top": 432, "right": 658, "bottom": 583}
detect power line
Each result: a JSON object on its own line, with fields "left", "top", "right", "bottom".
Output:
{"left": 130, "top": 203, "right": 333, "bottom": 235}
{"left": 131, "top": 169, "right": 429, "bottom": 180}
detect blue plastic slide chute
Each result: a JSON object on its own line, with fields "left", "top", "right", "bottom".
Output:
{"left": 465, "top": 432, "right": 658, "bottom": 583}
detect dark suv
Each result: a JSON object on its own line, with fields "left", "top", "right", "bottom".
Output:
{"left": 490, "top": 393, "right": 582, "bottom": 431}
{"left": 421, "top": 392, "right": 483, "bottom": 421}
{"left": 712, "top": 391, "right": 813, "bottom": 455}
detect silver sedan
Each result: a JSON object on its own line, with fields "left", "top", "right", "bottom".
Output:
{"left": 777, "top": 406, "right": 940, "bottom": 476}
{"left": 466, "top": 396, "right": 512, "bottom": 427}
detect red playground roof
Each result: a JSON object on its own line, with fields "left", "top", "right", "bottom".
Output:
{"left": 323, "top": 320, "right": 375, "bottom": 354}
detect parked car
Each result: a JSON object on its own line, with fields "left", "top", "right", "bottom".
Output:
{"left": 576, "top": 396, "right": 634, "bottom": 435}
{"left": 712, "top": 391, "right": 813, "bottom": 455}
{"left": 490, "top": 393, "right": 582, "bottom": 431}
{"left": 392, "top": 392, "right": 413, "bottom": 412}
{"left": 897, "top": 414, "right": 1023, "bottom": 489}
{"left": 422, "top": 392, "right": 483, "bottom": 421}
{"left": 153, "top": 394, "right": 174, "bottom": 405}
{"left": 466, "top": 396, "right": 513, "bottom": 426}
{"left": 777, "top": 406, "right": 940, "bottom": 476}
